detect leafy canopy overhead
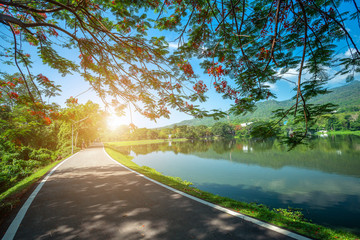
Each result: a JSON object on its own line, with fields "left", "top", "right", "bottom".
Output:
{"left": 0, "top": 0, "right": 359, "bottom": 143}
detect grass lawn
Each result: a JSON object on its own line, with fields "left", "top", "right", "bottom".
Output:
{"left": 105, "top": 140, "right": 359, "bottom": 240}
{"left": 325, "top": 131, "right": 360, "bottom": 136}
{"left": 105, "top": 138, "right": 188, "bottom": 147}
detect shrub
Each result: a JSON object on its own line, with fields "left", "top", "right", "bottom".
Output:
{"left": 29, "top": 148, "right": 54, "bottom": 163}
{"left": 56, "top": 145, "right": 78, "bottom": 160}
{"left": 0, "top": 174, "right": 10, "bottom": 193}
{"left": 19, "top": 146, "right": 33, "bottom": 160}
{"left": 0, "top": 152, "right": 20, "bottom": 164}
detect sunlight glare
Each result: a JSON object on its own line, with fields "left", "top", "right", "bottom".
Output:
{"left": 107, "top": 114, "right": 128, "bottom": 130}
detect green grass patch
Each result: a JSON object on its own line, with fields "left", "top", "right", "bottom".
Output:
{"left": 105, "top": 139, "right": 187, "bottom": 147}
{"left": 105, "top": 142, "right": 359, "bottom": 240}
{"left": 324, "top": 131, "right": 360, "bottom": 136}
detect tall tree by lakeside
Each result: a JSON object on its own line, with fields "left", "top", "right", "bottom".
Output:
{"left": 0, "top": 0, "right": 359, "bottom": 145}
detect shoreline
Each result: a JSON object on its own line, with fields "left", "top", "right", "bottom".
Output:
{"left": 104, "top": 140, "right": 359, "bottom": 240}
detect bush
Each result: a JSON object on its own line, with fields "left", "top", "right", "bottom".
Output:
{"left": 0, "top": 142, "right": 75, "bottom": 195}
{"left": 29, "top": 148, "right": 54, "bottom": 163}
{"left": 1, "top": 161, "right": 23, "bottom": 183}
{"left": 0, "top": 152, "right": 20, "bottom": 164}
{"left": 19, "top": 146, "right": 33, "bottom": 160}
{"left": 0, "top": 173, "right": 10, "bottom": 193}
{"left": 0, "top": 159, "right": 43, "bottom": 194}
{"left": 26, "top": 160, "right": 42, "bottom": 169}
{"left": 56, "top": 145, "right": 78, "bottom": 160}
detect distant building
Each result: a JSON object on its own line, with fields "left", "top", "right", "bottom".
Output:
{"left": 240, "top": 122, "right": 253, "bottom": 127}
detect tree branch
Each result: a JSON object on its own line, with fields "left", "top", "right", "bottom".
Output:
{"left": 8, "top": 23, "right": 35, "bottom": 102}
{"left": 264, "top": 0, "right": 282, "bottom": 71}
{"left": 307, "top": 3, "right": 360, "bottom": 55}
{"left": 295, "top": 0, "right": 308, "bottom": 137}
{"left": 0, "top": 1, "right": 63, "bottom": 13}
{"left": 0, "top": 13, "right": 79, "bottom": 41}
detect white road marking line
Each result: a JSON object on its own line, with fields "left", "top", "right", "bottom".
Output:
{"left": 103, "top": 147, "right": 310, "bottom": 240}
{"left": 2, "top": 153, "right": 80, "bottom": 240}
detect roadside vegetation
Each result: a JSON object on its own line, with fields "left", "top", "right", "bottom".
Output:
{"left": 105, "top": 140, "right": 359, "bottom": 240}
{"left": 0, "top": 98, "right": 104, "bottom": 198}
{"left": 0, "top": 157, "right": 67, "bottom": 222}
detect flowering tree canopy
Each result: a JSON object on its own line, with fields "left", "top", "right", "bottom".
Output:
{"left": 157, "top": 0, "right": 359, "bottom": 144}
{"left": 0, "top": 0, "right": 359, "bottom": 144}
{"left": 0, "top": 0, "right": 221, "bottom": 121}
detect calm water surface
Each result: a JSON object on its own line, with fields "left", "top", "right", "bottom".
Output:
{"left": 121, "top": 135, "right": 360, "bottom": 234}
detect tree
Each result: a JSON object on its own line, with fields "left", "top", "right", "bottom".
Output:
{"left": 0, "top": 72, "right": 61, "bottom": 149}
{"left": 184, "top": 126, "right": 198, "bottom": 139}
{"left": 350, "top": 116, "right": 360, "bottom": 131}
{"left": 147, "top": 129, "right": 159, "bottom": 139}
{"left": 212, "top": 122, "right": 235, "bottom": 138}
{"left": 130, "top": 128, "right": 149, "bottom": 140}
{"left": 158, "top": 0, "right": 358, "bottom": 145}
{"left": 158, "top": 128, "right": 171, "bottom": 139}
{"left": 1, "top": 0, "right": 359, "bottom": 145}
{"left": 58, "top": 100, "right": 104, "bottom": 149}
{"left": 343, "top": 114, "right": 351, "bottom": 130}
{"left": 0, "top": 0, "right": 224, "bottom": 122}
{"left": 194, "top": 125, "right": 211, "bottom": 138}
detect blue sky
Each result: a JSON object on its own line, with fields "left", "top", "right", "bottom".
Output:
{"left": 0, "top": 2, "right": 359, "bottom": 129}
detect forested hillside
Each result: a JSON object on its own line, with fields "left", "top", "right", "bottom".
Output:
{"left": 170, "top": 81, "right": 360, "bottom": 127}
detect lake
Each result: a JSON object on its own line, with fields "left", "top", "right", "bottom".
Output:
{"left": 120, "top": 135, "right": 360, "bottom": 234}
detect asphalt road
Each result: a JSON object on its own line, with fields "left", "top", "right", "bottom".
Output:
{"left": 2, "top": 144, "right": 307, "bottom": 240}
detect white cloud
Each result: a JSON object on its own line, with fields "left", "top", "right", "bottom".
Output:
{"left": 276, "top": 60, "right": 359, "bottom": 89}
{"left": 320, "top": 64, "right": 360, "bottom": 87}
{"left": 264, "top": 82, "right": 278, "bottom": 90}
{"left": 276, "top": 67, "right": 310, "bottom": 87}
{"left": 336, "top": 48, "right": 357, "bottom": 59}
{"left": 327, "top": 71, "right": 360, "bottom": 86}
{"left": 168, "top": 42, "right": 180, "bottom": 49}
{"left": 344, "top": 48, "right": 356, "bottom": 57}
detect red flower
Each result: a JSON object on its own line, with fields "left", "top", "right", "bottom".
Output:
{"left": 193, "top": 80, "right": 208, "bottom": 94}
{"left": 7, "top": 81, "right": 16, "bottom": 88}
{"left": 51, "top": 28, "right": 58, "bottom": 37}
{"left": 43, "top": 116, "right": 52, "bottom": 125}
{"left": 207, "top": 64, "right": 225, "bottom": 78}
{"left": 9, "top": 92, "right": 19, "bottom": 99}
{"left": 66, "top": 96, "right": 78, "bottom": 104}
{"left": 181, "top": 62, "right": 194, "bottom": 77}
{"left": 38, "top": 74, "right": 50, "bottom": 83}
{"left": 38, "top": 13, "right": 47, "bottom": 19}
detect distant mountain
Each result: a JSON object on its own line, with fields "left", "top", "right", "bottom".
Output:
{"left": 167, "top": 81, "right": 360, "bottom": 127}
{"left": 309, "top": 81, "right": 360, "bottom": 107}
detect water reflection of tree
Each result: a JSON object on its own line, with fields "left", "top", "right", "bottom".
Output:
{"left": 108, "top": 145, "right": 131, "bottom": 155}
{"left": 129, "top": 141, "right": 213, "bottom": 155}
{"left": 203, "top": 137, "right": 360, "bottom": 176}
{"left": 124, "top": 136, "right": 360, "bottom": 177}
{"left": 243, "top": 139, "right": 276, "bottom": 152}
{"left": 170, "top": 141, "right": 212, "bottom": 154}
{"left": 298, "top": 135, "right": 359, "bottom": 153}
{"left": 131, "top": 143, "right": 165, "bottom": 155}
{"left": 212, "top": 140, "right": 236, "bottom": 154}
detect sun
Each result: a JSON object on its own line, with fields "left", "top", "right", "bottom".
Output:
{"left": 107, "top": 114, "right": 128, "bottom": 130}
